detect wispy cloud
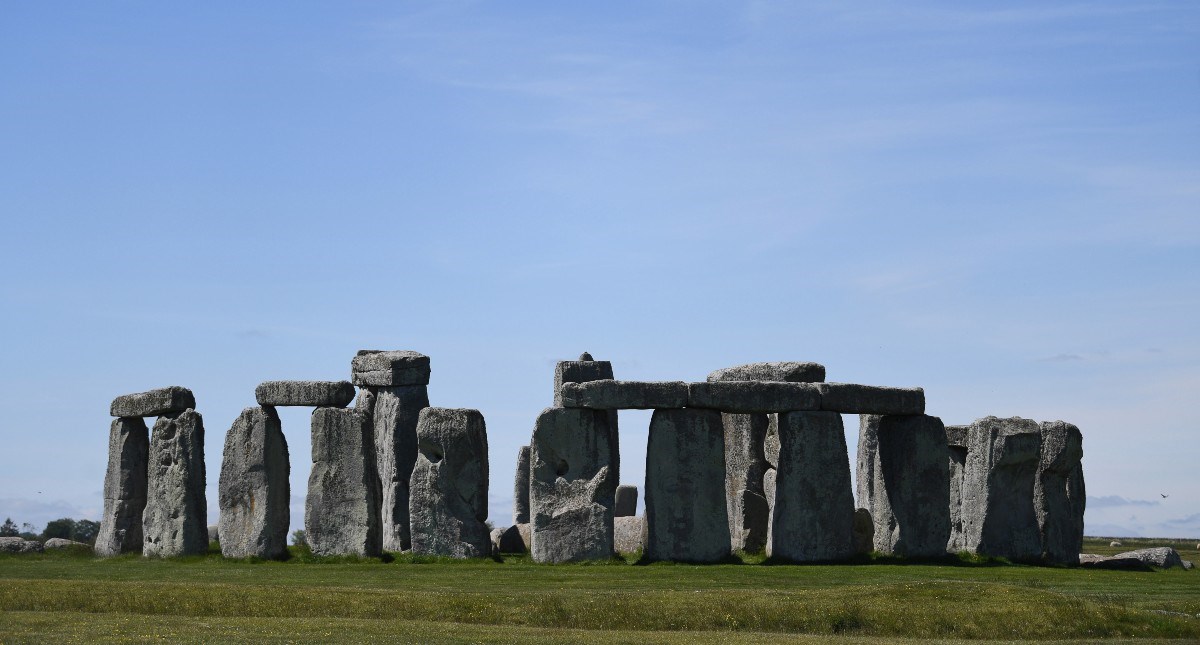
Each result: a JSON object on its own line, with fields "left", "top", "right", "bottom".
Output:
{"left": 1088, "top": 495, "right": 1159, "bottom": 509}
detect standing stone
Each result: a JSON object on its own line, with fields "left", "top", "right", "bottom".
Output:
{"left": 143, "top": 410, "right": 208, "bottom": 557}
{"left": 554, "top": 354, "right": 620, "bottom": 486}
{"left": 409, "top": 408, "right": 490, "bottom": 558}
{"left": 218, "top": 406, "right": 290, "bottom": 559}
{"left": 644, "top": 408, "right": 730, "bottom": 563}
{"left": 853, "top": 508, "right": 874, "bottom": 555}
{"left": 1036, "top": 421, "right": 1085, "bottom": 565}
{"left": 721, "top": 413, "right": 770, "bottom": 552}
{"left": 95, "top": 417, "right": 149, "bottom": 557}
{"left": 306, "top": 407, "right": 381, "bottom": 556}
{"left": 614, "top": 515, "right": 644, "bottom": 554}
{"left": 768, "top": 411, "right": 855, "bottom": 562}
{"left": 370, "top": 385, "right": 429, "bottom": 552}
{"left": 959, "top": 417, "right": 1043, "bottom": 561}
{"left": 765, "top": 416, "right": 780, "bottom": 468}
{"left": 614, "top": 485, "right": 638, "bottom": 517}
{"left": 513, "top": 445, "right": 532, "bottom": 524}
{"left": 763, "top": 468, "right": 777, "bottom": 517}
{"left": 856, "top": 414, "right": 950, "bottom": 557}
{"left": 530, "top": 407, "right": 616, "bottom": 563}
{"left": 945, "top": 425, "right": 969, "bottom": 552}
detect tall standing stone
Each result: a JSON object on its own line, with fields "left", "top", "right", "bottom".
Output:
{"left": 644, "top": 408, "right": 730, "bottom": 563}
{"left": 945, "top": 425, "right": 969, "bottom": 552}
{"left": 553, "top": 353, "right": 619, "bottom": 486}
{"left": 143, "top": 410, "right": 208, "bottom": 557}
{"left": 409, "top": 407, "right": 490, "bottom": 558}
{"left": 768, "top": 411, "right": 854, "bottom": 562}
{"left": 95, "top": 417, "right": 149, "bottom": 557}
{"left": 1036, "top": 421, "right": 1085, "bottom": 565}
{"left": 513, "top": 445, "right": 531, "bottom": 524}
{"left": 530, "top": 407, "right": 616, "bottom": 563}
{"left": 959, "top": 416, "right": 1043, "bottom": 561}
{"left": 856, "top": 414, "right": 950, "bottom": 557}
{"left": 306, "top": 407, "right": 381, "bottom": 556}
{"left": 218, "top": 406, "right": 290, "bottom": 559}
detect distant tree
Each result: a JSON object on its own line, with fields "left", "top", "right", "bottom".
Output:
{"left": 72, "top": 520, "right": 101, "bottom": 545}
{"left": 42, "top": 518, "right": 77, "bottom": 540}
{"left": 20, "top": 523, "right": 39, "bottom": 540}
{"left": 291, "top": 530, "right": 307, "bottom": 547}
{"left": 0, "top": 518, "right": 17, "bottom": 537}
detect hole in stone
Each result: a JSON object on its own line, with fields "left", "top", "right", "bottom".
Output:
{"left": 555, "top": 459, "right": 569, "bottom": 477}
{"left": 420, "top": 440, "right": 444, "bottom": 463}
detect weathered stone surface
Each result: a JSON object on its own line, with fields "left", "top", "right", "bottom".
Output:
{"left": 143, "top": 410, "right": 208, "bottom": 557}
{"left": 371, "top": 385, "right": 429, "bottom": 552}
{"left": 765, "top": 416, "right": 780, "bottom": 468}
{"left": 721, "top": 413, "right": 770, "bottom": 553}
{"left": 706, "top": 362, "right": 826, "bottom": 384}
{"left": 945, "top": 425, "right": 969, "bottom": 448}
{"left": 644, "top": 408, "right": 730, "bottom": 563}
{"left": 1110, "top": 540, "right": 1122, "bottom": 547}
{"left": 853, "top": 508, "right": 874, "bottom": 555}
{"left": 687, "top": 381, "right": 821, "bottom": 413}
{"left": 856, "top": 415, "right": 950, "bottom": 557}
{"left": 0, "top": 538, "right": 43, "bottom": 554}
{"left": 615, "top": 485, "right": 638, "bottom": 517}
{"left": 352, "top": 350, "right": 431, "bottom": 387}
{"left": 768, "top": 411, "right": 855, "bottom": 562}
{"left": 763, "top": 468, "right": 776, "bottom": 518}
{"left": 614, "top": 516, "right": 644, "bottom": 554}
{"left": 490, "top": 527, "right": 504, "bottom": 555}
{"left": 530, "top": 407, "right": 616, "bottom": 563}
{"left": 110, "top": 386, "right": 195, "bottom": 418}
{"left": 44, "top": 538, "right": 88, "bottom": 550}
{"left": 498, "top": 523, "right": 530, "bottom": 553}
{"left": 559, "top": 380, "right": 688, "bottom": 410}
{"left": 207, "top": 525, "right": 219, "bottom": 542}
{"left": 95, "top": 416, "right": 149, "bottom": 557}
{"left": 1080, "top": 555, "right": 1150, "bottom": 570}
{"left": 1113, "top": 547, "right": 1186, "bottom": 569}
{"left": 946, "top": 430, "right": 969, "bottom": 552}
{"left": 553, "top": 356, "right": 621, "bottom": 486}
{"left": 513, "top": 445, "right": 532, "bottom": 524}
{"left": 410, "top": 408, "right": 490, "bottom": 558}
{"left": 306, "top": 407, "right": 381, "bottom": 556}
{"left": 1035, "top": 421, "right": 1085, "bottom": 565}
{"left": 218, "top": 406, "right": 290, "bottom": 559}
{"left": 959, "top": 416, "right": 1043, "bottom": 561}
{"left": 816, "top": 383, "right": 925, "bottom": 415}
{"left": 255, "top": 381, "right": 355, "bottom": 408}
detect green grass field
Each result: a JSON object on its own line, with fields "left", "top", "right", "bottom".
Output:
{"left": 1, "top": 538, "right": 1197, "bottom": 643}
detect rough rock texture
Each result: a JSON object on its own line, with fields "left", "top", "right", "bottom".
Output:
{"left": 615, "top": 485, "right": 638, "bottom": 517}
{"left": 370, "top": 385, "right": 429, "bottom": 552}
{"left": 816, "top": 383, "right": 925, "bottom": 415}
{"left": 765, "top": 416, "right": 780, "bottom": 468}
{"left": 764, "top": 468, "right": 777, "bottom": 517}
{"left": 644, "top": 408, "right": 730, "bottom": 563}
{"left": 352, "top": 350, "right": 431, "bottom": 387}
{"left": 143, "top": 410, "right": 208, "bottom": 557}
{"left": 1079, "top": 554, "right": 1151, "bottom": 570}
{"left": 409, "top": 408, "right": 490, "bottom": 558}
{"left": 706, "top": 362, "right": 826, "bottom": 384}
{"left": 0, "top": 538, "right": 43, "bottom": 554}
{"left": 959, "top": 416, "right": 1043, "bottom": 561}
{"left": 945, "top": 425, "right": 969, "bottom": 448}
{"left": 853, "top": 508, "right": 874, "bottom": 555}
{"left": 553, "top": 356, "right": 621, "bottom": 486}
{"left": 110, "top": 386, "right": 196, "bottom": 418}
{"left": 721, "top": 413, "right": 770, "bottom": 553}
{"left": 946, "top": 426, "right": 969, "bottom": 552}
{"left": 498, "top": 523, "right": 530, "bottom": 553}
{"left": 529, "top": 407, "right": 616, "bottom": 563}
{"left": 255, "top": 381, "right": 355, "bottom": 408}
{"left": 490, "top": 527, "right": 504, "bottom": 555}
{"left": 44, "top": 538, "right": 88, "bottom": 550}
{"left": 687, "top": 381, "right": 821, "bottom": 413}
{"left": 1035, "top": 421, "right": 1085, "bottom": 565}
{"left": 1113, "top": 547, "right": 1186, "bottom": 569}
{"left": 559, "top": 380, "right": 689, "bottom": 410}
{"left": 614, "top": 516, "right": 644, "bottom": 554}
{"left": 767, "top": 411, "right": 855, "bottom": 562}
{"left": 306, "top": 407, "right": 381, "bottom": 556}
{"left": 218, "top": 406, "right": 290, "bottom": 559}
{"left": 513, "top": 445, "right": 532, "bottom": 524}
{"left": 1110, "top": 540, "right": 1122, "bottom": 547}
{"left": 856, "top": 415, "right": 950, "bottom": 557}
{"left": 95, "top": 416, "right": 149, "bottom": 557}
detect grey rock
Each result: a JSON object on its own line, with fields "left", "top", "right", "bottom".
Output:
{"left": 110, "top": 386, "right": 196, "bottom": 418}
{"left": 95, "top": 416, "right": 149, "bottom": 557}
{"left": 498, "top": 523, "right": 530, "bottom": 553}
{"left": 409, "top": 408, "right": 490, "bottom": 558}
{"left": 370, "top": 385, "right": 429, "bottom": 552}
{"left": 553, "top": 356, "right": 621, "bottom": 488}
{"left": 687, "top": 381, "right": 821, "bottom": 413}
{"left": 0, "top": 538, "right": 43, "bottom": 554}
{"left": 853, "top": 508, "right": 874, "bottom": 555}
{"left": 816, "top": 383, "right": 925, "bottom": 415}
{"left": 579, "top": 352, "right": 594, "bottom": 361}
{"left": 255, "top": 381, "right": 355, "bottom": 408}
{"left": 559, "top": 380, "right": 688, "bottom": 410}
{"left": 44, "top": 538, "right": 88, "bottom": 549}
{"left": 1113, "top": 547, "right": 1187, "bottom": 569}
{"left": 959, "top": 416, "right": 1043, "bottom": 561}
{"left": 352, "top": 350, "right": 431, "bottom": 387}
{"left": 721, "top": 413, "right": 770, "bottom": 553}
{"left": 644, "top": 408, "right": 730, "bottom": 563}
{"left": 490, "top": 527, "right": 504, "bottom": 555}
{"left": 1035, "top": 421, "right": 1085, "bottom": 565}
{"left": 1110, "top": 540, "right": 1122, "bottom": 547}
{"left": 945, "top": 425, "right": 969, "bottom": 448}
{"left": 615, "top": 485, "right": 638, "bottom": 517}
{"left": 946, "top": 435, "right": 969, "bottom": 552}
{"left": 767, "top": 411, "right": 855, "bottom": 562}
{"left": 1080, "top": 555, "right": 1150, "bottom": 570}
{"left": 763, "top": 468, "right": 776, "bottom": 518}
{"left": 513, "top": 445, "right": 532, "bottom": 524}
{"left": 614, "top": 515, "right": 644, "bottom": 554}
{"left": 218, "top": 406, "right": 290, "bottom": 559}
{"left": 306, "top": 407, "right": 382, "bottom": 556}
{"left": 765, "top": 415, "right": 779, "bottom": 468}
{"left": 529, "top": 407, "right": 616, "bottom": 563}
{"left": 207, "top": 525, "right": 219, "bottom": 542}
{"left": 706, "top": 362, "right": 826, "bottom": 383}
{"left": 1184, "top": 560, "right": 1194, "bottom": 570}
{"left": 856, "top": 415, "right": 950, "bottom": 557}
{"left": 143, "top": 410, "right": 208, "bottom": 557}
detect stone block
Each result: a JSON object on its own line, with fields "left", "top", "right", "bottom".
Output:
{"left": 816, "top": 383, "right": 925, "bottom": 415}
{"left": 559, "top": 380, "right": 688, "bottom": 410}
{"left": 687, "top": 381, "right": 821, "bottom": 413}
{"left": 1036, "top": 420, "right": 1084, "bottom": 565}
{"left": 614, "top": 515, "right": 644, "bottom": 554}
{"left": 498, "top": 523, "right": 530, "bottom": 553}
{"left": 0, "top": 538, "right": 43, "bottom": 554}
{"left": 352, "top": 350, "right": 431, "bottom": 387}
{"left": 945, "top": 425, "right": 969, "bottom": 448}
{"left": 553, "top": 355, "right": 620, "bottom": 485}
{"left": 614, "top": 485, "right": 638, "bottom": 517}
{"left": 706, "top": 362, "right": 826, "bottom": 383}
{"left": 853, "top": 508, "right": 874, "bottom": 555}
{"left": 306, "top": 407, "right": 381, "bottom": 556}
{"left": 370, "top": 385, "right": 429, "bottom": 552}
{"left": 255, "top": 381, "right": 355, "bottom": 407}
{"left": 95, "top": 416, "right": 149, "bottom": 557}
{"left": 409, "top": 408, "right": 490, "bottom": 558}
{"left": 513, "top": 445, "right": 531, "bottom": 524}
{"left": 722, "top": 413, "right": 770, "bottom": 553}
{"left": 959, "top": 416, "right": 1042, "bottom": 561}
{"left": 143, "top": 410, "right": 208, "bottom": 557}
{"left": 110, "top": 386, "right": 195, "bottom": 418}
{"left": 218, "top": 406, "right": 290, "bottom": 559}
{"left": 946, "top": 437, "right": 969, "bottom": 552}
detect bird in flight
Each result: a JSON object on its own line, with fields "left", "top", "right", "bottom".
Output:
{"left": 1161, "top": 493, "right": 1169, "bottom": 498}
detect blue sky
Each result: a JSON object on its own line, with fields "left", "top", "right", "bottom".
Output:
{"left": 1, "top": 2, "right": 1197, "bottom": 539}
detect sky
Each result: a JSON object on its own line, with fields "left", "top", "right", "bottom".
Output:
{"left": 1, "top": 2, "right": 1197, "bottom": 540}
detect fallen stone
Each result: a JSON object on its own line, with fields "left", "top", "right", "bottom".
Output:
{"left": 614, "top": 515, "right": 644, "bottom": 554}
{"left": 615, "top": 485, "right": 638, "bottom": 517}
{"left": 1110, "top": 540, "right": 1122, "bottom": 547}
{"left": 513, "top": 445, "right": 532, "bottom": 524}
{"left": 1113, "top": 547, "right": 1187, "bottom": 569}
{"left": 816, "top": 383, "right": 925, "bottom": 415}
{"left": 1035, "top": 421, "right": 1084, "bottom": 565}
{"left": 255, "top": 381, "right": 355, "bottom": 407}
{"left": 721, "top": 412, "right": 770, "bottom": 553}
{"left": 44, "top": 538, "right": 88, "bottom": 550}
{"left": 371, "top": 385, "right": 429, "bottom": 552}
{"left": 110, "top": 386, "right": 196, "bottom": 418}
{"left": 559, "top": 380, "right": 688, "bottom": 410}
{"left": 687, "top": 381, "right": 820, "bottom": 413}
{"left": 553, "top": 356, "right": 620, "bottom": 485}
{"left": 306, "top": 407, "right": 382, "bottom": 556}
{"left": 946, "top": 429, "right": 969, "bottom": 553}
{"left": 498, "top": 523, "right": 530, "bottom": 553}
{"left": 1184, "top": 560, "right": 1194, "bottom": 570}
{"left": 644, "top": 408, "right": 730, "bottom": 563}
{"left": 768, "top": 411, "right": 855, "bottom": 562}
{"left": 959, "top": 417, "right": 1042, "bottom": 561}
{"left": 143, "top": 410, "right": 209, "bottom": 557}
{"left": 706, "top": 362, "right": 826, "bottom": 383}
{"left": 530, "top": 407, "right": 616, "bottom": 563}
{"left": 0, "top": 538, "right": 43, "bottom": 554}
{"left": 853, "top": 508, "right": 874, "bottom": 555}
{"left": 409, "top": 408, "right": 490, "bottom": 558}
{"left": 1080, "top": 555, "right": 1151, "bottom": 571}
{"left": 218, "top": 406, "right": 291, "bottom": 559}
{"left": 352, "top": 350, "right": 431, "bottom": 387}
{"left": 95, "top": 416, "right": 149, "bottom": 557}
{"left": 856, "top": 414, "right": 950, "bottom": 557}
